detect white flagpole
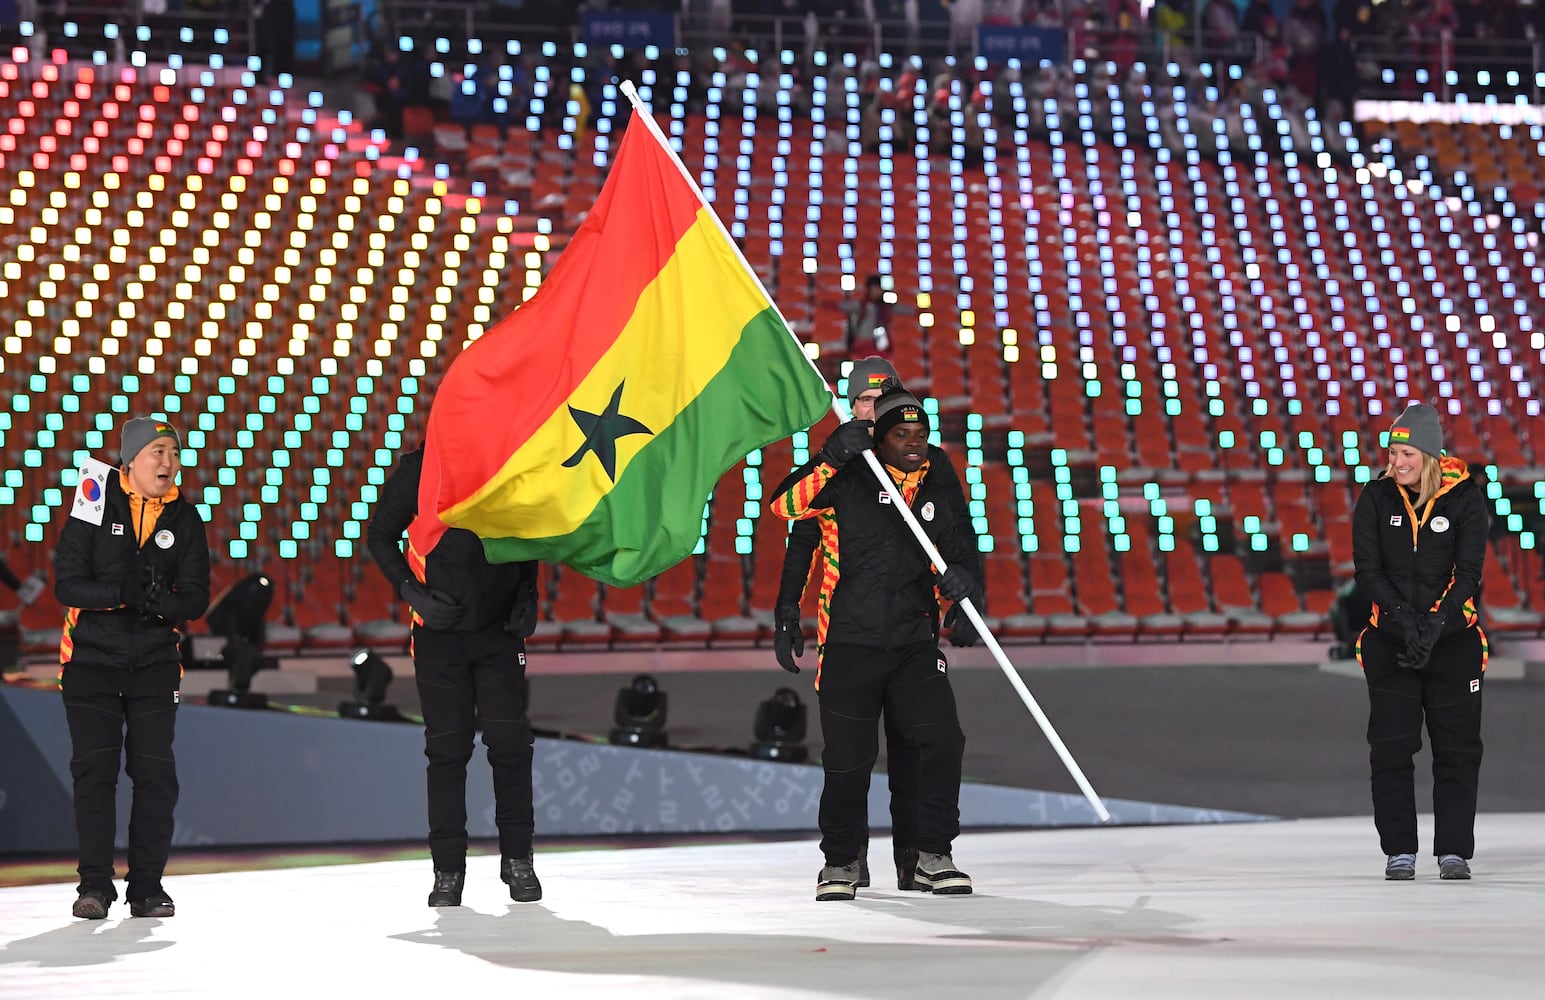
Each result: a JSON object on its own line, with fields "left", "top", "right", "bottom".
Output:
{"left": 855, "top": 445, "right": 1112, "bottom": 822}
{"left": 618, "top": 81, "right": 1111, "bottom": 824}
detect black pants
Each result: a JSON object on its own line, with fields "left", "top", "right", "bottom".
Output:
{"left": 880, "top": 710, "right": 918, "bottom": 851}
{"left": 412, "top": 626, "right": 534, "bottom": 870}
{"left": 817, "top": 641, "right": 964, "bottom": 865}
{"left": 1360, "top": 626, "right": 1486, "bottom": 858}
{"left": 60, "top": 659, "right": 181, "bottom": 901}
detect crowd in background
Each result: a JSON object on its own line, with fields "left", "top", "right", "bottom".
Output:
{"left": 364, "top": 0, "right": 1380, "bottom": 165}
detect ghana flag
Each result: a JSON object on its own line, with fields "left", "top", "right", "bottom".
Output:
{"left": 407, "top": 108, "right": 832, "bottom": 588}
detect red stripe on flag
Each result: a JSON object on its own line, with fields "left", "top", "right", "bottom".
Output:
{"left": 410, "top": 120, "right": 705, "bottom": 557}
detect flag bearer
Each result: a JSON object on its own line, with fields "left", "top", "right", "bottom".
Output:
{"left": 771, "top": 381, "right": 982, "bottom": 900}
{"left": 771, "top": 358, "right": 980, "bottom": 892}
{"left": 367, "top": 447, "right": 543, "bottom": 906}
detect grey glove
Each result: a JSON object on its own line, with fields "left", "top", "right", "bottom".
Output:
{"left": 400, "top": 579, "right": 464, "bottom": 631}
{"left": 120, "top": 561, "right": 163, "bottom": 616}
{"left": 1381, "top": 603, "right": 1414, "bottom": 642}
{"left": 1398, "top": 611, "right": 1448, "bottom": 671}
{"left": 943, "top": 602, "right": 980, "bottom": 647}
{"left": 936, "top": 566, "right": 977, "bottom": 605}
{"left": 773, "top": 604, "right": 804, "bottom": 674}
{"left": 816, "top": 420, "right": 874, "bottom": 469}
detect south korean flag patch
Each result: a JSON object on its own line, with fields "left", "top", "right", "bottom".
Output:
{"left": 70, "top": 456, "right": 114, "bottom": 526}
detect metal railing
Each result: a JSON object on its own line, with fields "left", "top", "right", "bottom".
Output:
{"left": 1348, "top": 31, "right": 1543, "bottom": 105}
{"left": 8, "top": 2, "right": 1544, "bottom": 108}
{"left": 14, "top": 1, "right": 257, "bottom": 69}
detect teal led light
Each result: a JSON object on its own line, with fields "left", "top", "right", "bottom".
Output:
{"left": 1150, "top": 487, "right": 1175, "bottom": 553}
{"left": 792, "top": 429, "right": 810, "bottom": 466}
{"left": 1051, "top": 449, "right": 1078, "bottom": 553}
{"left": 1243, "top": 514, "right": 1269, "bottom": 552}
{"left": 1196, "top": 497, "right": 1219, "bottom": 553}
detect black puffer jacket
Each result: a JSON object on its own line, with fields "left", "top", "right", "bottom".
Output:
{"left": 773, "top": 445, "right": 979, "bottom": 613}
{"left": 1352, "top": 457, "right": 1488, "bottom": 639}
{"left": 772, "top": 456, "right": 980, "bottom": 650}
{"left": 53, "top": 472, "right": 211, "bottom": 668}
{"left": 366, "top": 448, "right": 537, "bottom": 633}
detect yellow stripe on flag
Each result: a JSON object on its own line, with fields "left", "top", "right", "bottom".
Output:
{"left": 443, "top": 206, "right": 771, "bottom": 538}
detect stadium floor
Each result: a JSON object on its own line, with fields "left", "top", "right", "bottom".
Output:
{"left": 2, "top": 815, "right": 1543, "bottom": 998}
{"left": 259, "top": 645, "right": 1545, "bottom": 820}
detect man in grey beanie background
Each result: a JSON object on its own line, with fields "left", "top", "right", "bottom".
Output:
{"left": 53, "top": 416, "right": 211, "bottom": 919}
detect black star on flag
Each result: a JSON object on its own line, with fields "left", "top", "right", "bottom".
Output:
{"left": 562, "top": 381, "right": 653, "bottom": 482}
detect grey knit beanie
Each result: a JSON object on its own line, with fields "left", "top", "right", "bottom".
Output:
{"left": 1388, "top": 403, "right": 1443, "bottom": 459}
{"left": 847, "top": 356, "right": 899, "bottom": 404}
{"left": 121, "top": 417, "right": 181, "bottom": 465}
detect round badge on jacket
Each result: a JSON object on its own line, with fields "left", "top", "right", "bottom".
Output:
{"left": 154, "top": 529, "right": 175, "bottom": 549}
{"left": 921, "top": 501, "right": 935, "bottom": 521}
{"left": 1430, "top": 516, "right": 1450, "bottom": 534}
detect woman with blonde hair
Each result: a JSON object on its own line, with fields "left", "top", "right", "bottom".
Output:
{"left": 1352, "top": 402, "right": 1489, "bottom": 881}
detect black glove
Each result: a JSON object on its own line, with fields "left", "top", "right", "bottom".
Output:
{"left": 943, "top": 602, "right": 980, "bottom": 647}
{"left": 505, "top": 578, "right": 538, "bottom": 638}
{"left": 119, "top": 561, "right": 163, "bottom": 616}
{"left": 400, "top": 579, "right": 465, "bottom": 631}
{"left": 773, "top": 604, "right": 804, "bottom": 674}
{"left": 936, "top": 566, "right": 977, "bottom": 605}
{"left": 1381, "top": 603, "right": 1414, "bottom": 642}
{"left": 816, "top": 420, "right": 874, "bottom": 469}
{"left": 1398, "top": 611, "right": 1448, "bottom": 671}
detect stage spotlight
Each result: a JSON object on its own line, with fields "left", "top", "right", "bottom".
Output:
{"left": 749, "top": 687, "right": 808, "bottom": 763}
{"left": 206, "top": 573, "right": 273, "bottom": 647}
{"left": 608, "top": 673, "right": 668, "bottom": 747}
{"left": 339, "top": 648, "right": 402, "bottom": 721}
{"left": 205, "top": 573, "right": 275, "bottom": 710}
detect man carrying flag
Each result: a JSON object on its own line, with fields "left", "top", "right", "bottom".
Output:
{"left": 406, "top": 93, "right": 830, "bottom": 589}
{"left": 367, "top": 448, "right": 542, "bottom": 907}
{"left": 772, "top": 380, "right": 982, "bottom": 900}
{"left": 397, "top": 90, "right": 829, "bottom": 894}
{"left": 772, "top": 357, "right": 982, "bottom": 893}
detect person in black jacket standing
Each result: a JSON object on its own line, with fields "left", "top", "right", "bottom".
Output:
{"left": 772, "top": 358, "right": 980, "bottom": 892}
{"left": 771, "top": 381, "right": 981, "bottom": 901}
{"left": 54, "top": 417, "right": 211, "bottom": 920}
{"left": 1352, "top": 402, "right": 1489, "bottom": 881}
{"left": 367, "top": 447, "right": 543, "bottom": 906}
